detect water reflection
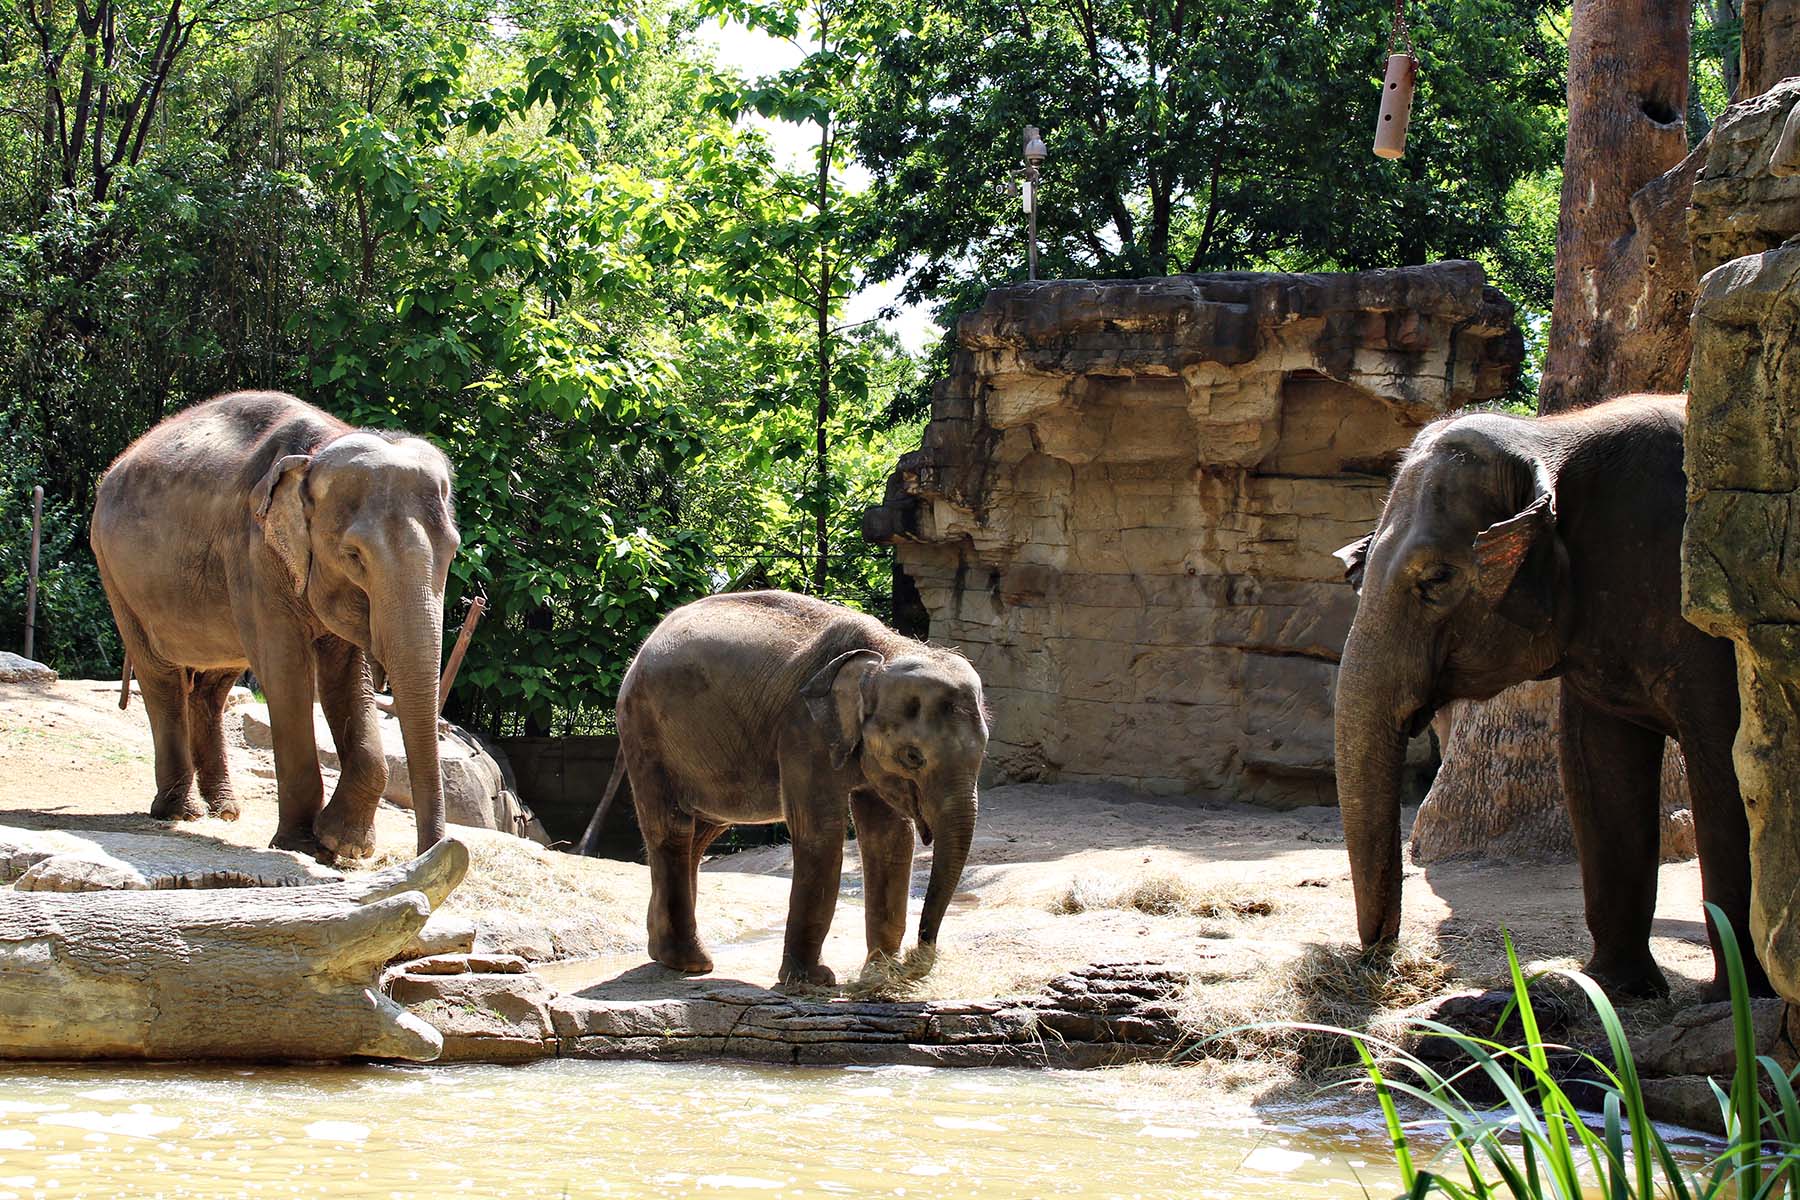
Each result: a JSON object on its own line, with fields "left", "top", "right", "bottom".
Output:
{"left": 0, "top": 1061, "right": 1403, "bottom": 1198}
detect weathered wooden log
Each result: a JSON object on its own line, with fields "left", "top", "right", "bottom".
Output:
{"left": 0, "top": 839, "right": 469, "bottom": 1062}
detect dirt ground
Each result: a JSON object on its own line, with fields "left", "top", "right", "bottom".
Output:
{"left": 1, "top": 677, "right": 1718, "bottom": 1079}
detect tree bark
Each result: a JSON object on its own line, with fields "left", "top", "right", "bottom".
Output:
{"left": 1740, "top": 0, "right": 1800, "bottom": 98}
{"left": 1538, "top": 0, "right": 1690, "bottom": 414}
{"left": 0, "top": 839, "right": 469, "bottom": 1061}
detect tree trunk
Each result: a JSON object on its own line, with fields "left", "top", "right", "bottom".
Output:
{"left": 1538, "top": 0, "right": 1690, "bottom": 414}
{"left": 0, "top": 839, "right": 469, "bottom": 1061}
{"left": 1740, "top": 0, "right": 1800, "bottom": 98}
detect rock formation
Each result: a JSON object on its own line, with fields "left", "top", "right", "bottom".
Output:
{"left": 240, "top": 701, "right": 547, "bottom": 842}
{"left": 863, "top": 263, "right": 1521, "bottom": 805}
{"left": 1683, "top": 79, "right": 1800, "bottom": 1003}
{"left": 0, "top": 839, "right": 468, "bottom": 1061}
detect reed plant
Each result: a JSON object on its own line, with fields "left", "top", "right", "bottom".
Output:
{"left": 1335, "top": 904, "right": 1800, "bottom": 1199}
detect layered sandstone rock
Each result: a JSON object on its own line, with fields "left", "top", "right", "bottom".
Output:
{"left": 1683, "top": 77, "right": 1800, "bottom": 1002}
{"left": 864, "top": 263, "right": 1521, "bottom": 805}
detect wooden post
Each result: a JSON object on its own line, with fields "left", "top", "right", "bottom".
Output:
{"left": 437, "top": 596, "right": 486, "bottom": 715}
{"left": 23, "top": 486, "right": 42, "bottom": 661}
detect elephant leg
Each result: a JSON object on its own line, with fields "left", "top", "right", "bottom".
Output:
{"left": 779, "top": 779, "right": 847, "bottom": 988}
{"left": 1677, "top": 708, "right": 1774, "bottom": 999}
{"left": 247, "top": 622, "right": 327, "bottom": 859}
{"left": 1560, "top": 691, "right": 1667, "bottom": 998}
{"left": 635, "top": 760, "right": 713, "bottom": 973}
{"left": 851, "top": 790, "right": 913, "bottom": 964}
{"left": 186, "top": 669, "right": 241, "bottom": 820}
{"left": 138, "top": 660, "right": 202, "bottom": 821}
{"left": 313, "top": 637, "right": 387, "bottom": 861}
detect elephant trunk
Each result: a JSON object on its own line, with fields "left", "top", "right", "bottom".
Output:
{"left": 918, "top": 776, "right": 979, "bottom": 946}
{"left": 1334, "top": 631, "right": 1417, "bottom": 948}
{"left": 377, "top": 583, "right": 447, "bottom": 854}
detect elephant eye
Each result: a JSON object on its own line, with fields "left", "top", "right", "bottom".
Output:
{"left": 1415, "top": 562, "right": 1458, "bottom": 604}
{"left": 903, "top": 697, "right": 921, "bottom": 720}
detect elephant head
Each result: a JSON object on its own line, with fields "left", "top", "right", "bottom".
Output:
{"left": 1332, "top": 415, "right": 1571, "bottom": 947}
{"left": 802, "top": 647, "right": 989, "bottom": 945}
{"left": 250, "top": 431, "right": 460, "bottom": 855}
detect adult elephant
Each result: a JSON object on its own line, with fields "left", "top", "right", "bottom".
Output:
{"left": 1332, "top": 394, "right": 1768, "bottom": 999}
{"left": 92, "top": 391, "right": 460, "bottom": 860}
{"left": 591, "top": 591, "right": 989, "bottom": 986}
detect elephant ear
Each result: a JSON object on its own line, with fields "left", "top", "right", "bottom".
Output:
{"left": 801, "top": 649, "right": 885, "bottom": 770}
{"left": 250, "top": 453, "right": 314, "bottom": 595}
{"left": 1334, "top": 533, "right": 1375, "bottom": 592}
{"left": 1472, "top": 491, "right": 1558, "bottom": 631}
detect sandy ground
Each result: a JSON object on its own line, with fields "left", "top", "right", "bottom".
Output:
{"left": 1, "top": 677, "right": 1717, "bottom": 1076}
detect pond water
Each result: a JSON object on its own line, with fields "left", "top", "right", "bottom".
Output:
{"left": 0, "top": 1061, "right": 1408, "bottom": 1199}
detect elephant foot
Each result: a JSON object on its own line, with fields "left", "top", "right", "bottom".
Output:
{"left": 650, "top": 936, "right": 714, "bottom": 975}
{"left": 314, "top": 802, "right": 377, "bottom": 861}
{"left": 778, "top": 958, "right": 836, "bottom": 988}
{"left": 203, "top": 792, "right": 241, "bottom": 821}
{"left": 150, "top": 787, "right": 205, "bottom": 822}
{"left": 271, "top": 824, "right": 337, "bottom": 866}
{"left": 1584, "top": 955, "right": 1669, "bottom": 1001}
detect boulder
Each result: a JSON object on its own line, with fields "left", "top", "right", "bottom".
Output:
{"left": 863, "top": 263, "right": 1521, "bottom": 806}
{"left": 0, "top": 652, "right": 56, "bottom": 685}
{"left": 1682, "top": 84, "right": 1800, "bottom": 1003}
{"left": 240, "top": 702, "right": 549, "bottom": 842}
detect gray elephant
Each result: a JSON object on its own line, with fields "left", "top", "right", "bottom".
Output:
{"left": 593, "top": 591, "right": 989, "bottom": 986}
{"left": 1332, "top": 393, "right": 1768, "bottom": 999}
{"left": 91, "top": 391, "right": 460, "bottom": 860}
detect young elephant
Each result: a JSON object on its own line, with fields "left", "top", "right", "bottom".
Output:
{"left": 1333, "top": 394, "right": 1768, "bottom": 999}
{"left": 598, "top": 591, "right": 989, "bottom": 986}
{"left": 91, "top": 391, "right": 460, "bottom": 860}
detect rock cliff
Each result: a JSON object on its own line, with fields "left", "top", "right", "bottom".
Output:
{"left": 865, "top": 263, "right": 1521, "bottom": 805}
{"left": 1684, "top": 78, "right": 1800, "bottom": 1001}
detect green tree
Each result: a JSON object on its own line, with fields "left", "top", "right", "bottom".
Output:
{"left": 846, "top": 0, "right": 1565, "bottom": 307}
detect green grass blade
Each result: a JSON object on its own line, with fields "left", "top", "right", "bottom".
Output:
{"left": 1706, "top": 902, "right": 1762, "bottom": 1197}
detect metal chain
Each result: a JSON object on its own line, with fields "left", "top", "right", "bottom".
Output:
{"left": 1388, "top": 0, "right": 1414, "bottom": 57}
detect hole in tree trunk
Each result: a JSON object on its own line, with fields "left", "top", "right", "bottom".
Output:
{"left": 1639, "top": 97, "right": 1680, "bottom": 125}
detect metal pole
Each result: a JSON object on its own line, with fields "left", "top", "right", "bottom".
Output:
{"left": 1027, "top": 172, "right": 1039, "bottom": 281}
{"left": 24, "top": 485, "right": 42, "bottom": 661}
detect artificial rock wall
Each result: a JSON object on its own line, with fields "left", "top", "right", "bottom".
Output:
{"left": 1683, "top": 77, "right": 1800, "bottom": 1001}
{"left": 864, "top": 263, "right": 1521, "bottom": 807}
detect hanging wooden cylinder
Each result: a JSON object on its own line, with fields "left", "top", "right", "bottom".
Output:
{"left": 1373, "top": 52, "right": 1417, "bottom": 159}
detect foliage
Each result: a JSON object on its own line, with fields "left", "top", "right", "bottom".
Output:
{"left": 0, "top": 414, "right": 118, "bottom": 676}
{"left": 0, "top": 0, "right": 916, "bottom": 732}
{"left": 844, "top": 0, "right": 1567, "bottom": 316}
{"left": 1342, "top": 908, "right": 1799, "bottom": 1199}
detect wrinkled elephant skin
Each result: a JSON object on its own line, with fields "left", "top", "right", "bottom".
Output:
{"left": 1333, "top": 394, "right": 1769, "bottom": 1000}
{"left": 91, "top": 391, "right": 460, "bottom": 861}
{"left": 609, "top": 591, "right": 989, "bottom": 987}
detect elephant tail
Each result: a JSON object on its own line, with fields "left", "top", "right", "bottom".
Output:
{"left": 575, "top": 752, "right": 629, "bottom": 857}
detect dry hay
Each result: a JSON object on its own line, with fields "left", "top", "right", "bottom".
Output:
{"left": 845, "top": 930, "right": 1070, "bottom": 1003}
{"left": 1048, "top": 873, "right": 1277, "bottom": 921}
{"left": 1174, "top": 935, "right": 1452, "bottom": 1078}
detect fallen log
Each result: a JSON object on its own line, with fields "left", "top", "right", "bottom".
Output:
{"left": 0, "top": 839, "right": 469, "bottom": 1062}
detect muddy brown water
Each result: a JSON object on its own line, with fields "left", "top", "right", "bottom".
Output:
{"left": 0, "top": 1061, "right": 1414, "bottom": 1198}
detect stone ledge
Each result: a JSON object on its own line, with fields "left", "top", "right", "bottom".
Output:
{"left": 392, "top": 961, "right": 1189, "bottom": 1068}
